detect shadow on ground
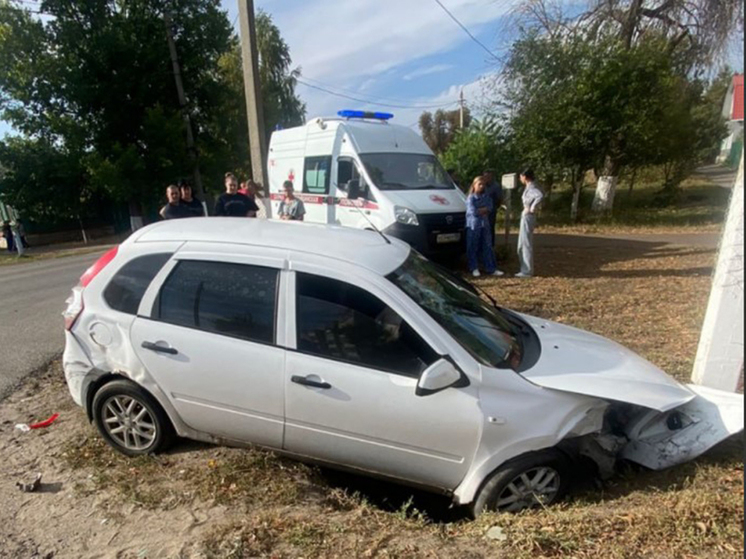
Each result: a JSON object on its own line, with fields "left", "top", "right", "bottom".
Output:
{"left": 532, "top": 234, "right": 717, "bottom": 279}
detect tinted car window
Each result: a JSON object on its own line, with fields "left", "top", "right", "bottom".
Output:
{"left": 104, "top": 253, "right": 172, "bottom": 315}
{"left": 158, "top": 260, "right": 278, "bottom": 344}
{"left": 296, "top": 273, "right": 438, "bottom": 377}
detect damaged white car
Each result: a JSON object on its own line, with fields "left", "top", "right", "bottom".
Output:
{"left": 62, "top": 219, "right": 744, "bottom": 516}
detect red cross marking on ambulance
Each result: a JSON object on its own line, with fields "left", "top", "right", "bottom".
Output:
{"left": 430, "top": 195, "right": 450, "bottom": 206}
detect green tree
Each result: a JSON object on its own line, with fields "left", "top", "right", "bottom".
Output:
{"left": 0, "top": 1, "right": 305, "bottom": 226}
{"left": 513, "top": 0, "right": 742, "bottom": 211}
{"left": 441, "top": 118, "right": 516, "bottom": 192}
{"left": 501, "top": 30, "right": 726, "bottom": 219}
{"left": 207, "top": 11, "right": 305, "bottom": 182}
{"left": 419, "top": 107, "right": 472, "bottom": 155}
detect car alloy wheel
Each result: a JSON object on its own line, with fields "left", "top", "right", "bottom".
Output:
{"left": 494, "top": 466, "right": 561, "bottom": 512}
{"left": 101, "top": 395, "right": 158, "bottom": 452}
{"left": 92, "top": 379, "right": 175, "bottom": 457}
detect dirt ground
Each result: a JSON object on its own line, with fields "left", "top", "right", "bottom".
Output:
{"left": 0, "top": 233, "right": 743, "bottom": 559}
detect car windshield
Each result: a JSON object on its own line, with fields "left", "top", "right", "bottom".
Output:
{"left": 387, "top": 252, "right": 523, "bottom": 370}
{"left": 360, "top": 153, "right": 455, "bottom": 191}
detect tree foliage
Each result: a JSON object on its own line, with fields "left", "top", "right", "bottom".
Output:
{"left": 0, "top": 1, "right": 304, "bottom": 224}
{"left": 498, "top": 28, "right": 728, "bottom": 218}
{"left": 441, "top": 118, "right": 516, "bottom": 191}
{"left": 419, "top": 107, "right": 472, "bottom": 155}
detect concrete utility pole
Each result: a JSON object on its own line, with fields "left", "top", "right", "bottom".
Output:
{"left": 692, "top": 155, "right": 744, "bottom": 392}
{"left": 238, "top": 0, "right": 271, "bottom": 218}
{"left": 164, "top": 10, "right": 207, "bottom": 210}
{"left": 459, "top": 88, "right": 465, "bottom": 129}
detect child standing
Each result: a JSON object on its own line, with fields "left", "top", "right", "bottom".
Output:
{"left": 466, "top": 176, "right": 504, "bottom": 278}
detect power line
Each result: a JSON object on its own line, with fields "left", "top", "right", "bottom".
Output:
{"left": 299, "top": 75, "right": 434, "bottom": 106}
{"left": 431, "top": 0, "right": 499, "bottom": 60}
{"left": 296, "top": 79, "right": 458, "bottom": 110}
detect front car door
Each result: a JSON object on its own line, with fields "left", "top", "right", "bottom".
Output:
{"left": 130, "top": 248, "right": 287, "bottom": 448}
{"left": 282, "top": 266, "right": 482, "bottom": 491}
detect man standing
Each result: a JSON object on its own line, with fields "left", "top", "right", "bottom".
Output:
{"left": 162, "top": 185, "right": 195, "bottom": 220}
{"left": 516, "top": 169, "right": 544, "bottom": 278}
{"left": 215, "top": 173, "right": 259, "bottom": 217}
{"left": 179, "top": 180, "right": 205, "bottom": 217}
{"left": 278, "top": 181, "right": 306, "bottom": 221}
{"left": 483, "top": 170, "right": 503, "bottom": 248}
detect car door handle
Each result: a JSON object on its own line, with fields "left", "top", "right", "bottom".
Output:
{"left": 141, "top": 341, "right": 179, "bottom": 355}
{"left": 291, "top": 375, "right": 332, "bottom": 390}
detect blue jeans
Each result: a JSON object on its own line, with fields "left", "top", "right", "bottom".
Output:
{"left": 467, "top": 227, "right": 496, "bottom": 273}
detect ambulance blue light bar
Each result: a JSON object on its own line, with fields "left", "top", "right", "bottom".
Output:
{"left": 338, "top": 110, "right": 394, "bottom": 121}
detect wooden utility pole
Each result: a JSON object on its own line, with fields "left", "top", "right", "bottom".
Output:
{"left": 164, "top": 9, "right": 207, "bottom": 209}
{"left": 238, "top": 0, "right": 271, "bottom": 217}
{"left": 459, "top": 88, "right": 465, "bottom": 129}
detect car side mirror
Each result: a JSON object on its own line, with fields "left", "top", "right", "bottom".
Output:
{"left": 416, "top": 358, "right": 466, "bottom": 397}
{"left": 347, "top": 179, "right": 361, "bottom": 200}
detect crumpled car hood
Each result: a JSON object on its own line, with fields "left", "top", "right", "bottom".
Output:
{"left": 521, "top": 317, "right": 695, "bottom": 412}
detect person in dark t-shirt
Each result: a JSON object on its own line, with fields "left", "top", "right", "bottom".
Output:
{"left": 179, "top": 180, "right": 205, "bottom": 216}
{"left": 162, "top": 185, "right": 196, "bottom": 220}
{"left": 215, "top": 173, "right": 259, "bottom": 217}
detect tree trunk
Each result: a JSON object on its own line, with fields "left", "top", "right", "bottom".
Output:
{"left": 78, "top": 216, "right": 88, "bottom": 245}
{"left": 544, "top": 173, "right": 555, "bottom": 207}
{"left": 570, "top": 169, "right": 582, "bottom": 222}
{"left": 593, "top": 156, "right": 620, "bottom": 213}
{"left": 627, "top": 168, "right": 638, "bottom": 197}
{"left": 128, "top": 200, "right": 144, "bottom": 232}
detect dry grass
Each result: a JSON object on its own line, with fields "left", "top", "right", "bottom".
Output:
{"left": 53, "top": 234, "right": 743, "bottom": 558}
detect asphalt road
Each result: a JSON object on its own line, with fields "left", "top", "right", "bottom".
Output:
{"left": 0, "top": 251, "right": 105, "bottom": 398}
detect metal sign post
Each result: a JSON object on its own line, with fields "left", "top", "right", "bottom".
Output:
{"left": 502, "top": 173, "right": 518, "bottom": 246}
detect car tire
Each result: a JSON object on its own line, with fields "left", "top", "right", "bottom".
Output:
{"left": 92, "top": 379, "right": 176, "bottom": 457}
{"left": 468, "top": 450, "right": 572, "bottom": 518}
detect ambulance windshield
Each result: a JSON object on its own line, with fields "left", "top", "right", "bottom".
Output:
{"left": 360, "top": 153, "right": 456, "bottom": 191}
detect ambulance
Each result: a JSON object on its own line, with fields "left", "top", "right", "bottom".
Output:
{"left": 267, "top": 110, "right": 467, "bottom": 257}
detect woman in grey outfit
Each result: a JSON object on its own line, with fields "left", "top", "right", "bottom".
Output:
{"left": 516, "top": 169, "right": 544, "bottom": 278}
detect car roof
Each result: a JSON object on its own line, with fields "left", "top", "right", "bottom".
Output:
{"left": 131, "top": 218, "right": 411, "bottom": 275}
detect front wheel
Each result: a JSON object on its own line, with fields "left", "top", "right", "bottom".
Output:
{"left": 469, "top": 450, "right": 571, "bottom": 517}
{"left": 92, "top": 380, "right": 175, "bottom": 457}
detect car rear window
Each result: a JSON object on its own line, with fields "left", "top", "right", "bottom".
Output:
{"left": 103, "top": 253, "right": 172, "bottom": 315}
{"left": 157, "top": 260, "right": 279, "bottom": 344}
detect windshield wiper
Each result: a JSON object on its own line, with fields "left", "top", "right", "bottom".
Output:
{"left": 470, "top": 281, "right": 502, "bottom": 311}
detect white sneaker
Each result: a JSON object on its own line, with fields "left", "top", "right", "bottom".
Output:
{"left": 472, "top": 270, "right": 481, "bottom": 278}
{"left": 492, "top": 270, "right": 505, "bottom": 277}
{"left": 515, "top": 272, "right": 533, "bottom": 278}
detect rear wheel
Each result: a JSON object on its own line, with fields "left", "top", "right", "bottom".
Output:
{"left": 92, "top": 380, "right": 175, "bottom": 457}
{"left": 469, "top": 450, "right": 571, "bottom": 517}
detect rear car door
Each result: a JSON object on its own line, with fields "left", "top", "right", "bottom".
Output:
{"left": 130, "top": 250, "right": 286, "bottom": 447}
{"left": 283, "top": 268, "right": 482, "bottom": 490}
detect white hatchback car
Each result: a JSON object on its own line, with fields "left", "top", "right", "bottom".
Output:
{"left": 63, "top": 219, "right": 743, "bottom": 516}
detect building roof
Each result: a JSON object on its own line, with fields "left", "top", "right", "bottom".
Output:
{"left": 732, "top": 74, "right": 744, "bottom": 122}
{"left": 131, "top": 218, "right": 411, "bottom": 275}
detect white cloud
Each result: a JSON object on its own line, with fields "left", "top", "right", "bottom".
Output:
{"left": 403, "top": 64, "right": 455, "bottom": 81}
{"left": 274, "top": 0, "right": 513, "bottom": 82}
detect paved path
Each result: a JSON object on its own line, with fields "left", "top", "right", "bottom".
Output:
{"left": 537, "top": 231, "right": 720, "bottom": 249}
{"left": 694, "top": 164, "right": 738, "bottom": 189}
{"left": 0, "top": 251, "right": 105, "bottom": 398}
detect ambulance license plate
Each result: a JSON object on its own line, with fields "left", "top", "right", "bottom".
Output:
{"left": 437, "top": 233, "right": 461, "bottom": 244}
